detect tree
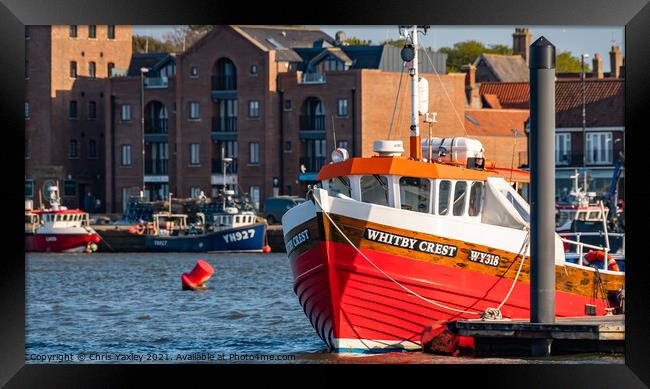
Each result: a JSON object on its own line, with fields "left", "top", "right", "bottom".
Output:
{"left": 343, "top": 36, "right": 372, "bottom": 46}
{"left": 439, "top": 40, "right": 513, "bottom": 73}
{"left": 163, "top": 25, "right": 214, "bottom": 52}
{"left": 380, "top": 38, "right": 408, "bottom": 47}
{"left": 555, "top": 51, "right": 592, "bottom": 73}
{"left": 132, "top": 35, "right": 178, "bottom": 54}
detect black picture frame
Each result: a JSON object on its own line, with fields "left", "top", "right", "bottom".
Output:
{"left": 2, "top": 0, "right": 649, "bottom": 386}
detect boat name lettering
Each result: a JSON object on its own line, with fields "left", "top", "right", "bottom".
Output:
{"left": 285, "top": 229, "right": 310, "bottom": 254}
{"left": 154, "top": 240, "right": 167, "bottom": 246}
{"left": 223, "top": 229, "right": 256, "bottom": 243}
{"left": 45, "top": 236, "right": 57, "bottom": 242}
{"left": 468, "top": 250, "right": 500, "bottom": 267}
{"left": 364, "top": 228, "right": 458, "bottom": 257}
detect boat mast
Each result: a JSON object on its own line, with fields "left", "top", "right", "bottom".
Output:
{"left": 408, "top": 25, "right": 422, "bottom": 161}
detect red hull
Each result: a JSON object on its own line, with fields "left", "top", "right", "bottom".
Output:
{"left": 292, "top": 241, "right": 612, "bottom": 352}
{"left": 25, "top": 233, "right": 100, "bottom": 253}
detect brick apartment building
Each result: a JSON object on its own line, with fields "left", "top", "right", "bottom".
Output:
{"left": 25, "top": 25, "right": 132, "bottom": 210}
{"left": 26, "top": 25, "right": 532, "bottom": 214}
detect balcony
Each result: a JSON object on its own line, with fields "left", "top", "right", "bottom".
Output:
{"left": 212, "top": 116, "right": 237, "bottom": 132}
{"left": 144, "top": 119, "right": 168, "bottom": 134}
{"left": 211, "top": 158, "right": 238, "bottom": 174}
{"left": 211, "top": 75, "right": 237, "bottom": 100}
{"left": 145, "top": 159, "right": 169, "bottom": 175}
{"left": 144, "top": 76, "right": 168, "bottom": 89}
{"left": 301, "top": 72, "right": 326, "bottom": 84}
{"left": 299, "top": 115, "right": 326, "bottom": 139}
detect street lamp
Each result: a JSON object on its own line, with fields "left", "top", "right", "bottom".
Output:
{"left": 140, "top": 66, "right": 149, "bottom": 200}
{"left": 580, "top": 54, "right": 589, "bottom": 192}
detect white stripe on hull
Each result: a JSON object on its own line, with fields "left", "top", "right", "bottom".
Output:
{"left": 332, "top": 338, "right": 421, "bottom": 352}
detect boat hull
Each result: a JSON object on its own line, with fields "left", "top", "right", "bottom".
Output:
{"left": 145, "top": 223, "right": 267, "bottom": 252}
{"left": 25, "top": 232, "right": 100, "bottom": 253}
{"left": 284, "top": 199, "right": 625, "bottom": 353}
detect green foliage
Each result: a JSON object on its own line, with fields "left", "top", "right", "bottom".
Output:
{"left": 380, "top": 38, "right": 408, "bottom": 47}
{"left": 439, "top": 40, "right": 513, "bottom": 72}
{"left": 555, "top": 51, "right": 592, "bottom": 73}
{"left": 132, "top": 35, "right": 178, "bottom": 54}
{"left": 343, "top": 36, "right": 372, "bottom": 46}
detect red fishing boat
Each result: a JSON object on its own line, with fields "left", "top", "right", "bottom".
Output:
{"left": 282, "top": 26, "right": 624, "bottom": 352}
{"left": 25, "top": 185, "right": 100, "bottom": 253}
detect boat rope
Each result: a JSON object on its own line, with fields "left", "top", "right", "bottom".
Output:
{"left": 311, "top": 193, "right": 532, "bottom": 320}
{"left": 421, "top": 49, "right": 468, "bottom": 136}
{"left": 387, "top": 64, "right": 407, "bottom": 140}
{"left": 92, "top": 229, "right": 115, "bottom": 252}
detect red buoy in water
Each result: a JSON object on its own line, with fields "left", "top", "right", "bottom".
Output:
{"left": 262, "top": 245, "right": 272, "bottom": 253}
{"left": 181, "top": 260, "right": 215, "bottom": 290}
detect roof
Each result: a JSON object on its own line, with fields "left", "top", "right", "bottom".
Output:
{"left": 475, "top": 53, "right": 529, "bottom": 82}
{"left": 479, "top": 79, "right": 624, "bottom": 127}
{"left": 464, "top": 109, "right": 530, "bottom": 137}
{"left": 235, "top": 25, "right": 335, "bottom": 50}
{"left": 127, "top": 52, "right": 174, "bottom": 76}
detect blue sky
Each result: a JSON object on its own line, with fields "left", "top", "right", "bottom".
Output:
{"left": 133, "top": 25, "right": 624, "bottom": 70}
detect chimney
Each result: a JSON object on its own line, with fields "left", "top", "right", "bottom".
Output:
{"left": 460, "top": 64, "right": 481, "bottom": 108}
{"left": 592, "top": 53, "right": 603, "bottom": 79}
{"left": 609, "top": 45, "right": 622, "bottom": 78}
{"left": 512, "top": 28, "right": 532, "bottom": 64}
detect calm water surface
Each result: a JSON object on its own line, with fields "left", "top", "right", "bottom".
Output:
{"left": 26, "top": 253, "right": 623, "bottom": 364}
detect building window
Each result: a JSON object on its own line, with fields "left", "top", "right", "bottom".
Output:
{"left": 107, "top": 25, "right": 115, "bottom": 39}
{"left": 190, "top": 143, "right": 200, "bottom": 165}
{"left": 283, "top": 99, "right": 292, "bottom": 111}
{"left": 190, "top": 67, "right": 199, "bottom": 77}
{"left": 69, "top": 25, "right": 77, "bottom": 38}
{"left": 121, "top": 104, "right": 131, "bottom": 121}
{"left": 88, "top": 101, "right": 97, "bottom": 119}
{"left": 586, "top": 132, "right": 613, "bottom": 165}
{"left": 24, "top": 101, "right": 30, "bottom": 119}
{"left": 63, "top": 180, "right": 77, "bottom": 197}
{"left": 70, "top": 61, "right": 77, "bottom": 78}
{"left": 69, "top": 101, "right": 78, "bottom": 118}
{"left": 337, "top": 140, "right": 349, "bottom": 150}
{"left": 69, "top": 140, "right": 78, "bottom": 158}
{"left": 25, "top": 180, "right": 34, "bottom": 197}
{"left": 284, "top": 141, "right": 291, "bottom": 152}
{"left": 189, "top": 102, "right": 200, "bottom": 120}
{"left": 250, "top": 65, "right": 258, "bottom": 75}
{"left": 88, "top": 25, "right": 96, "bottom": 38}
{"left": 191, "top": 187, "right": 202, "bottom": 199}
{"left": 89, "top": 61, "right": 96, "bottom": 79}
{"left": 248, "top": 100, "right": 260, "bottom": 118}
{"left": 121, "top": 144, "right": 131, "bottom": 166}
{"left": 249, "top": 142, "right": 259, "bottom": 164}
{"left": 250, "top": 186, "right": 260, "bottom": 210}
{"left": 555, "top": 133, "right": 571, "bottom": 165}
{"left": 337, "top": 99, "right": 349, "bottom": 117}
{"left": 88, "top": 139, "right": 97, "bottom": 159}
{"left": 107, "top": 62, "right": 115, "bottom": 77}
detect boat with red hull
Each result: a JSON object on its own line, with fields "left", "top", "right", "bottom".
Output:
{"left": 25, "top": 186, "right": 100, "bottom": 253}
{"left": 282, "top": 26, "right": 624, "bottom": 353}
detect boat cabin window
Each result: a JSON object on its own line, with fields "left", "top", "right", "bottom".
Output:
{"left": 576, "top": 211, "right": 587, "bottom": 221}
{"left": 505, "top": 192, "right": 530, "bottom": 223}
{"left": 588, "top": 211, "right": 601, "bottom": 220}
{"left": 399, "top": 176, "right": 430, "bottom": 213}
{"left": 360, "top": 175, "right": 389, "bottom": 207}
{"left": 438, "top": 180, "right": 451, "bottom": 215}
{"left": 468, "top": 181, "right": 483, "bottom": 217}
{"left": 327, "top": 176, "right": 351, "bottom": 197}
{"left": 453, "top": 181, "right": 467, "bottom": 216}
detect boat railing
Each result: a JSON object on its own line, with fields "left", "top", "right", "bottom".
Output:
{"left": 558, "top": 233, "right": 625, "bottom": 270}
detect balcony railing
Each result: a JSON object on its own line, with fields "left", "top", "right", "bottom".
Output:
{"left": 144, "top": 119, "right": 168, "bottom": 134}
{"left": 145, "top": 159, "right": 169, "bottom": 175}
{"left": 211, "top": 158, "right": 238, "bottom": 174}
{"left": 211, "top": 75, "right": 237, "bottom": 91}
{"left": 144, "top": 76, "right": 168, "bottom": 89}
{"left": 299, "top": 115, "right": 325, "bottom": 132}
{"left": 301, "top": 72, "right": 326, "bottom": 84}
{"left": 299, "top": 157, "right": 327, "bottom": 173}
{"left": 212, "top": 116, "right": 237, "bottom": 132}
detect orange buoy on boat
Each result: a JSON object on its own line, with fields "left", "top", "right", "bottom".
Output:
{"left": 181, "top": 260, "right": 215, "bottom": 290}
{"left": 584, "top": 250, "right": 620, "bottom": 272}
{"left": 262, "top": 245, "right": 272, "bottom": 253}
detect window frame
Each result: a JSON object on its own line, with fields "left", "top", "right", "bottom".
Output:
{"left": 555, "top": 133, "right": 571, "bottom": 165}
{"left": 586, "top": 131, "right": 613, "bottom": 165}
{"left": 248, "top": 100, "right": 260, "bottom": 118}
{"left": 88, "top": 25, "right": 96, "bottom": 39}
{"left": 88, "top": 61, "right": 96, "bottom": 79}
{"left": 188, "top": 101, "right": 200, "bottom": 120}
{"left": 68, "top": 140, "right": 78, "bottom": 159}
{"left": 69, "top": 25, "right": 78, "bottom": 38}
{"left": 249, "top": 142, "right": 260, "bottom": 164}
{"left": 70, "top": 61, "right": 78, "bottom": 78}
{"left": 69, "top": 100, "right": 78, "bottom": 119}
{"left": 337, "top": 98, "right": 349, "bottom": 117}
{"left": 121, "top": 104, "right": 132, "bottom": 122}
{"left": 63, "top": 180, "right": 77, "bottom": 197}
{"left": 88, "top": 139, "right": 98, "bottom": 159}
{"left": 107, "top": 25, "right": 115, "bottom": 39}
{"left": 121, "top": 144, "right": 132, "bottom": 166}
{"left": 87, "top": 101, "right": 97, "bottom": 120}
{"left": 190, "top": 143, "right": 200, "bottom": 165}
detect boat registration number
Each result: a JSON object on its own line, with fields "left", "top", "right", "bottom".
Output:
{"left": 468, "top": 250, "right": 500, "bottom": 267}
{"left": 223, "top": 229, "right": 256, "bottom": 243}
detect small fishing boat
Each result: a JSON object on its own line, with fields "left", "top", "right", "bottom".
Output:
{"left": 282, "top": 25, "right": 624, "bottom": 353}
{"left": 25, "top": 185, "right": 100, "bottom": 253}
{"left": 136, "top": 191, "right": 267, "bottom": 253}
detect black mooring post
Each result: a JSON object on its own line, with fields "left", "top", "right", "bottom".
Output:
{"left": 529, "top": 36, "right": 556, "bottom": 357}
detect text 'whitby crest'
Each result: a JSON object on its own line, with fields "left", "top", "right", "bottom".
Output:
{"left": 364, "top": 228, "right": 458, "bottom": 257}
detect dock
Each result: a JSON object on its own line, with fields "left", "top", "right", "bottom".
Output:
{"left": 447, "top": 315, "right": 624, "bottom": 356}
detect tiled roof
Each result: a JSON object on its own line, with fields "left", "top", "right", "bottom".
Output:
{"left": 475, "top": 53, "right": 529, "bottom": 82}
{"left": 478, "top": 79, "right": 624, "bottom": 127}
{"left": 127, "top": 52, "right": 172, "bottom": 76}
{"left": 236, "top": 25, "right": 334, "bottom": 51}
{"left": 464, "top": 109, "right": 530, "bottom": 137}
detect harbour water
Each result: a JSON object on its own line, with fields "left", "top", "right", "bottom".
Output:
{"left": 26, "top": 253, "right": 623, "bottom": 364}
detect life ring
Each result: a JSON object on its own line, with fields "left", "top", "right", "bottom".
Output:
{"left": 584, "top": 250, "right": 620, "bottom": 271}
{"left": 135, "top": 223, "right": 146, "bottom": 235}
